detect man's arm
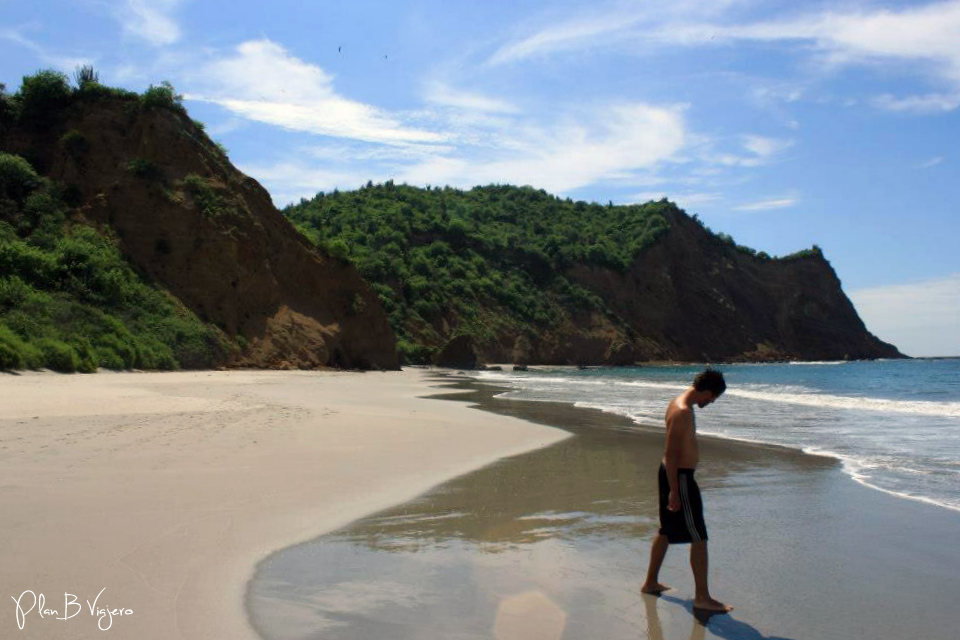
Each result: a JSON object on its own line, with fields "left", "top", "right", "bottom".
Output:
{"left": 664, "top": 409, "right": 692, "bottom": 512}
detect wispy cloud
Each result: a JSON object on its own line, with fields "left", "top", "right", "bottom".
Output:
{"left": 705, "top": 134, "right": 794, "bottom": 168}
{"left": 750, "top": 83, "right": 803, "bottom": 106}
{"left": 404, "top": 102, "right": 687, "bottom": 192}
{"left": 489, "top": 12, "right": 642, "bottom": 65}
{"left": 916, "top": 156, "right": 945, "bottom": 169}
{"left": 0, "top": 27, "right": 93, "bottom": 71}
{"left": 487, "top": 1, "right": 960, "bottom": 113}
{"left": 487, "top": 0, "right": 748, "bottom": 65}
{"left": 677, "top": 2, "right": 960, "bottom": 112}
{"left": 117, "top": 0, "right": 182, "bottom": 46}
{"left": 850, "top": 274, "right": 960, "bottom": 357}
{"left": 186, "top": 40, "right": 446, "bottom": 146}
{"left": 733, "top": 196, "right": 798, "bottom": 211}
{"left": 873, "top": 92, "right": 960, "bottom": 114}
{"left": 424, "top": 81, "right": 518, "bottom": 114}
{"left": 742, "top": 135, "right": 793, "bottom": 158}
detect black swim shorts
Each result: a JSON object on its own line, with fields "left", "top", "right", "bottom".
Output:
{"left": 658, "top": 463, "right": 708, "bottom": 544}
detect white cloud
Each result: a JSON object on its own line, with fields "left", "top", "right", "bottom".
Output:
{"left": 209, "top": 98, "right": 445, "bottom": 145}
{"left": 916, "top": 156, "right": 945, "bottom": 169}
{"left": 707, "top": 135, "right": 793, "bottom": 168}
{"left": 733, "top": 196, "right": 797, "bottom": 211}
{"left": 704, "top": 2, "right": 960, "bottom": 62}
{"left": 742, "top": 135, "right": 793, "bottom": 158}
{"left": 395, "top": 102, "right": 688, "bottom": 193}
{"left": 850, "top": 274, "right": 960, "bottom": 357}
{"left": 873, "top": 92, "right": 960, "bottom": 114}
{"left": 186, "top": 40, "right": 447, "bottom": 146}
{"left": 424, "top": 81, "right": 518, "bottom": 114}
{"left": 692, "top": 2, "right": 960, "bottom": 111}
{"left": 118, "top": 0, "right": 181, "bottom": 46}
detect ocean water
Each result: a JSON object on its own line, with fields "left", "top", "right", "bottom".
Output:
{"left": 470, "top": 359, "right": 960, "bottom": 512}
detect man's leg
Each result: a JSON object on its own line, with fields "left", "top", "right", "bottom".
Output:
{"left": 641, "top": 534, "right": 671, "bottom": 594}
{"left": 690, "top": 541, "right": 732, "bottom": 612}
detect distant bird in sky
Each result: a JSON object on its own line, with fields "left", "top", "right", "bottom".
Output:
{"left": 338, "top": 46, "right": 341, "bottom": 54}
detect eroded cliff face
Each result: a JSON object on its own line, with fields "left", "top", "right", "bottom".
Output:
{"left": 558, "top": 207, "right": 902, "bottom": 363}
{"left": 3, "top": 99, "right": 398, "bottom": 369}
{"left": 461, "top": 206, "right": 902, "bottom": 365}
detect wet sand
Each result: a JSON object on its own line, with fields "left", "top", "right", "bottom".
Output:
{"left": 0, "top": 369, "right": 568, "bottom": 639}
{"left": 248, "top": 375, "right": 960, "bottom": 640}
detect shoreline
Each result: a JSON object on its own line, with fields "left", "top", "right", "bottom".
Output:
{"left": 248, "top": 372, "right": 960, "bottom": 640}
{"left": 464, "top": 367, "right": 960, "bottom": 514}
{"left": 0, "top": 369, "right": 570, "bottom": 639}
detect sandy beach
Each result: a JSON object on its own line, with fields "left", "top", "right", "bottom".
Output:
{"left": 0, "top": 369, "right": 570, "bottom": 639}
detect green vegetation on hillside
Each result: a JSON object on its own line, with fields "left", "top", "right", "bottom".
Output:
{"left": 0, "top": 70, "right": 241, "bottom": 372}
{"left": 0, "top": 151, "right": 231, "bottom": 372}
{"left": 285, "top": 182, "right": 673, "bottom": 363}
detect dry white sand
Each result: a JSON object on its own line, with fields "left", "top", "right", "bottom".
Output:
{"left": 0, "top": 368, "right": 569, "bottom": 639}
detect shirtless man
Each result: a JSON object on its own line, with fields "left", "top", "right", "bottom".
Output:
{"left": 640, "top": 368, "right": 733, "bottom": 613}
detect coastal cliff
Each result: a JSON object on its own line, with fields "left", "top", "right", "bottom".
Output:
{"left": 564, "top": 207, "right": 902, "bottom": 362}
{"left": 287, "top": 184, "right": 903, "bottom": 365}
{"left": 0, "top": 78, "right": 398, "bottom": 370}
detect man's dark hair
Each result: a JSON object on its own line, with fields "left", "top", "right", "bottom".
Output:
{"left": 693, "top": 368, "right": 726, "bottom": 397}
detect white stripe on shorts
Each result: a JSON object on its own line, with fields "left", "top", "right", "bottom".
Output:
{"left": 679, "top": 475, "right": 702, "bottom": 543}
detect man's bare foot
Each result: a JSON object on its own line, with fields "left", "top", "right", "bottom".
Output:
{"left": 640, "top": 582, "right": 672, "bottom": 595}
{"left": 693, "top": 597, "right": 733, "bottom": 613}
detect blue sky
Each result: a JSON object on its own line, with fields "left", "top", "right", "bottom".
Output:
{"left": 1, "top": 0, "right": 958, "bottom": 356}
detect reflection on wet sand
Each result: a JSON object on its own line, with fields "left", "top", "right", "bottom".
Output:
{"left": 494, "top": 591, "right": 566, "bottom": 640}
{"left": 337, "top": 379, "right": 821, "bottom": 552}
{"left": 247, "top": 378, "right": 822, "bottom": 640}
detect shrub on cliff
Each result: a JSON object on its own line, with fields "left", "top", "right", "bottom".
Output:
{"left": 140, "top": 81, "right": 186, "bottom": 115}
{"left": 15, "top": 69, "right": 73, "bottom": 127}
{"left": 781, "top": 245, "right": 824, "bottom": 261}
{"left": 60, "top": 130, "right": 89, "bottom": 158}
{"left": 126, "top": 157, "right": 161, "bottom": 180}
{"left": 0, "top": 152, "right": 42, "bottom": 201}
{"left": 73, "top": 64, "right": 99, "bottom": 88}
